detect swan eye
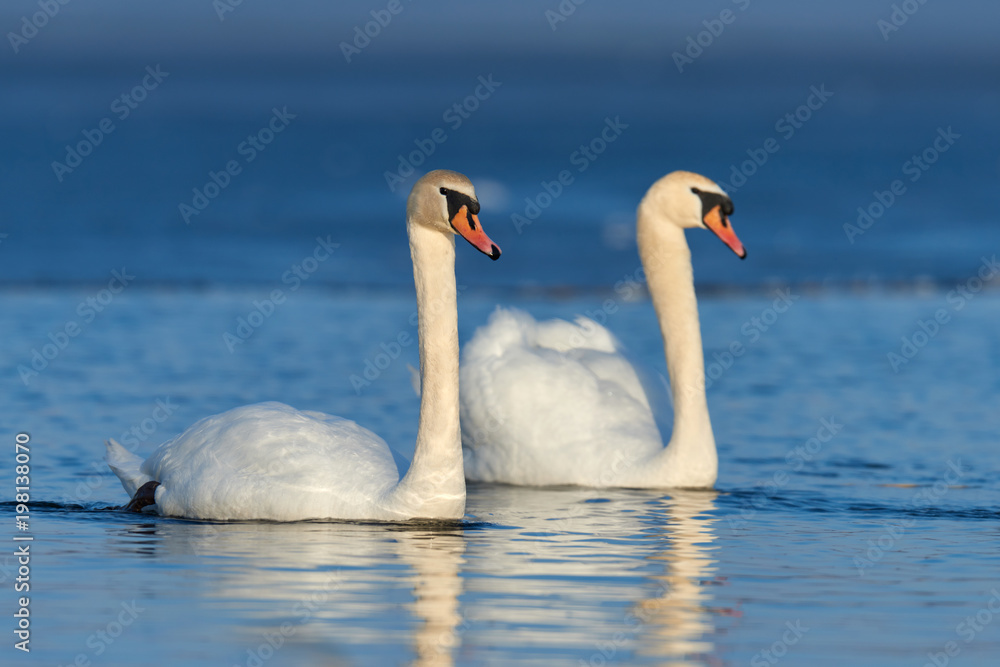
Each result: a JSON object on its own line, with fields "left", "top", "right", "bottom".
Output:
{"left": 690, "top": 187, "right": 734, "bottom": 220}
{"left": 441, "top": 188, "right": 481, "bottom": 222}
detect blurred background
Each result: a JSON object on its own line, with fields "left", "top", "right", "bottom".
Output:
{"left": 2, "top": 0, "right": 997, "bottom": 291}
{"left": 3, "top": 5, "right": 999, "bottom": 665}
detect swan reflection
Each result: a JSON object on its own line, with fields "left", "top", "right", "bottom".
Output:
{"left": 108, "top": 486, "right": 719, "bottom": 665}
{"left": 464, "top": 486, "right": 721, "bottom": 665}
{"left": 634, "top": 491, "right": 721, "bottom": 664}
{"left": 111, "top": 520, "right": 466, "bottom": 666}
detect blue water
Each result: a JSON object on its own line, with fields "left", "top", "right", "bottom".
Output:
{"left": 2, "top": 289, "right": 999, "bottom": 665}
{"left": 3, "top": 1, "right": 1000, "bottom": 665}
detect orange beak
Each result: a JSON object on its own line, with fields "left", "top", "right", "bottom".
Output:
{"left": 704, "top": 205, "right": 746, "bottom": 259}
{"left": 451, "top": 205, "right": 501, "bottom": 260}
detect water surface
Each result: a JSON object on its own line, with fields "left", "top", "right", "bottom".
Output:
{"left": 2, "top": 289, "right": 998, "bottom": 666}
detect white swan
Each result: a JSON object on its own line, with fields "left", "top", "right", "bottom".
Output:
{"left": 105, "top": 170, "right": 501, "bottom": 520}
{"left": 460, "top": 171, "right": 744, "bottom": 488}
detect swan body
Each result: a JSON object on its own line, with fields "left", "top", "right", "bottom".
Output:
{"left": 106, "top": 403, "right": 403, "bottom": 520}
{"left": 461, "top": 171, "right": 745, "bottom": 489}
{"left": 460, "top": 309, "right": 665, "bottom": 487}
{"left": 106, "top": 170, "right": 500, "bottom": 520}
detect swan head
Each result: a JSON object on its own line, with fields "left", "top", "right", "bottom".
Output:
{"left": 407, "top": 170, "right": 501, "bottom": 260}
{"left": 640, "top": 171, "right": 746, "bottom": 259}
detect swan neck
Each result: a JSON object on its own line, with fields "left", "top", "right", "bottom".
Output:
{"left": 395, "top": 221, "right": 465, "bottom": 515}
{"left": 637, "top": 203, "right": 716, "bottom": 475}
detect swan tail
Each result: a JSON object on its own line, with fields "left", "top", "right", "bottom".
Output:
{"left": 105, "top": 438, "right": 153, "bottom": 498}
{"left": 468, "top": 307, "right": 619, "bottom": 356}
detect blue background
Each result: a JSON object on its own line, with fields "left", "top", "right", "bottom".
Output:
{"left": 1, "top": 0, "right": 997, "bottom": 291}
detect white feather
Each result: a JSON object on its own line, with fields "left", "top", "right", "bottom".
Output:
{"left": 460, "top": 171, "right": 740, "bottom": 489}
{"left": 104, "top": 170, "right": 493, "bottom": 520}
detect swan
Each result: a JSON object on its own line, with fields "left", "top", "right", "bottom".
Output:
{"left": 460, "top": 171, "right": 745, "bottom": 488}
{"left": 105, "top": 169, "right": 501, "bottom": 520}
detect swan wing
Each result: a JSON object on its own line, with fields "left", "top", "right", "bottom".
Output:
{"left": 460, "top": 308, "right": 662, "bottom": 485}
{"left": 136, "top": 402, "right": 400, "bottom": 520}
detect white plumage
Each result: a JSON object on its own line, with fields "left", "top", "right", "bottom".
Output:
{"left": 461, "top": 308, "right": 664, "bottom": 486}
{"left": 105, "top": 170, "right": 501, "bottom": 520}
{"left": 107, "top": 402, "right": 401, "bottom": 520}
{"left": 461, "top": 171, "right": 747, "bottom": 489}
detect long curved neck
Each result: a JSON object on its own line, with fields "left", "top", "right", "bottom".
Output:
{"left": 637, "top": 203, "right": 717, "bottom": 485}
{"left": 393, "top": 222, "right": 465, "bottom": 517}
